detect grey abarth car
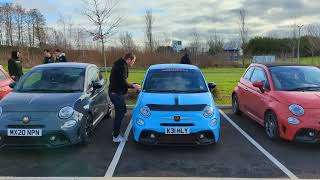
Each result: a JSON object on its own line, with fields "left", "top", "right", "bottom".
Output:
{"left": 0, "top": 63, "right": 112, "bottom": 148}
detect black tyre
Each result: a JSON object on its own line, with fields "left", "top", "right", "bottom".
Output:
{"left": 105, "top": 104, "right": 112, "bottom": 119}
{"left": 232, "top": 94, "right": 242, "bottom": 115}
{"left": 264, "top": 111, "right": 280, "bottom": 140}
{"left": 80, "top": 114, "right": 93, "bottom": 145}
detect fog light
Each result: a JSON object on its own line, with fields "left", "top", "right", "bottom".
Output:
{"left": 199, "top": 134, "right": 205, "bottom": 139}
{"left": 150, "top": 133, "right": 155, "bottom": 139}
{"left": 136, "top": 118, "right": 145, "bottom": 126}
{"left": 61, "top": 120, "right": 77, "bottom": 129}
{"left": 309, "top": 131, "right": 315, "bottom": 137}
{"left": 50, "top": 136, "right": 56, "bottom": 141}
{"left": 209, "top": 118, "right": 217, "bottom": 127}
{"left": 0, "top": 136, "right": 2, "bottom": 141}
{"left": 288, "top": 117, "right": 300, "bottom": 125}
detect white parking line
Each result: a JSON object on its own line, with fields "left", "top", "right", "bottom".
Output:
{"left": 219, "top": 110, "right": 299, "bottom": 179}
{"left": 105, "top": 120, "right": 132, "bottom": 177}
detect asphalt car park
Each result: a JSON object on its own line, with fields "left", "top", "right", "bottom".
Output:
{"left": 0, "top": 109, "right": 319, "bottom": 178}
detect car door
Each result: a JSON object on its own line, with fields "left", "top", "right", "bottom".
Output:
{"left": 246, "top": 67, "right": 270, "bottom": 124}
{"left": 238, "top": 66, "right": 255, "bottom": 112}
{"left": 86, "top": 66, "right": 106, "bottom": 122}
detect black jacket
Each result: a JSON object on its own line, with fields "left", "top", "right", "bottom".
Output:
{"left": 8, "top": 58, "right": 23, "bottom": 81}
{"left": 109, "top": 58, "right": 130, "bottom": 95}
{"left": 56, "top": 54, "right": 67, "bottom": 63}
{"left": 180, "top": 55, "right": 191, "bottom": 64}
{"left": 43, "top": 56, "right": 54, "bottom": 64}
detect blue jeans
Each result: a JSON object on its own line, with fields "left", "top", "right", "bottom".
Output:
{"left": 109, "top": 92, "right": 127, "bottom": 137}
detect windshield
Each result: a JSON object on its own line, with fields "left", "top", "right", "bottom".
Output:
{"left": 143, "top": 69, "right": 208, "bottom": 93}
{"left": 15, "top": 67, "right": 85, "bottom": 93}
{"left": 270, "top": 66, "right": 320, "bottom": 91}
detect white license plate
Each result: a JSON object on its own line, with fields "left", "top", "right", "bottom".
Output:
{"left": 165, "top": 127, "right": 190, "bottom": 135}
{"left": 7, "top": 129, "right": 42, "bottom": 137}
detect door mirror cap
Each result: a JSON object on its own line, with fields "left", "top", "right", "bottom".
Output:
{"left": 9, "top": 82, "right": 16, "bottom": 89}
{"left": 92, "top": 81, "right": 103, "bottom": 90}
{"left": 208, "top": 82, "right": 216, "bottom": 91}
{"left": 253, "top": 81, "right": 264, "bottom": 93}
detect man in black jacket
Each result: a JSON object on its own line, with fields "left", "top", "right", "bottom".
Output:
{"left": 55, "top": 49, "right": 67, "bottom": 62}
{"left": 8, "top": 51, "right": 23, "bottom": 81}
{"left": 180, "top": 53, "right": 192, "bottom": 64}
{"left": 43, "top": 49, "right": 54, "bottom": 64}
{"left": 109, "top": 52, "right": 141, "bottom": 142}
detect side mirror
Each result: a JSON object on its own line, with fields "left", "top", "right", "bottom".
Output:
{"left": 208, "top": 82, "right": 216, "bottom": 91}
{"left": 9, "top": 82, "right": 16, "bottom": 89}
{"left": 92, "top": 81, "right": 103, "bottom": 90}
{"left": 253, "top": 81, "right": 264, "bottom": 93}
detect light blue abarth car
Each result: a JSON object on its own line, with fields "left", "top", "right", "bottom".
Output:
{"left": 132, "top": 64, "right": 220, "bottom": 145}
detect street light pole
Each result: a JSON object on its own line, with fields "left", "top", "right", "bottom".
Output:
{"left": 297, "top": 25, "right": 304, "bottom": 64}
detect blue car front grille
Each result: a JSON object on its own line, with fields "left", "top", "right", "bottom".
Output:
{"left": 147, "top": 104, "right": 206, "bottom": 111}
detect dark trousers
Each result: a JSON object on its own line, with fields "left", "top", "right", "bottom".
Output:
{"left": 109, "top": 92, "right": 127, "bottom": 137}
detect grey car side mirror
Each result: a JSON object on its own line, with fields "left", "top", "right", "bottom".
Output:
{"left": 9, "top": 82, "right": 16, "bottom": 89}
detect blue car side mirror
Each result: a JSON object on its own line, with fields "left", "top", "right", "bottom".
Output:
{"left": 208, "top": 82, "right": 216, "bottom": 91}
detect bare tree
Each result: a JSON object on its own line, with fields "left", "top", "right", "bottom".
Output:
{"left": 239, "top": 9, "right": 248, "bottom": 66}
{"left": 306, "top": 24, "right": 320, "bottom": 57}
{"left": 82, "top": 0, "right": 122, "bottom": 70}
{"left": 207, "top": 32, "right": 224, "bottom": 56}
{"left": 119, "top": 31, "right": 136, "bottom": 51}
{"left": 145, "top": 9, "right": 154, "bottom": 52}
{"left": 190, "top": 31, "right": 201, "bottom": 55}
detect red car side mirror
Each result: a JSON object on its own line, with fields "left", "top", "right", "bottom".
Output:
{"left": 252, "top": 81, "right": 264, "bottom": 93}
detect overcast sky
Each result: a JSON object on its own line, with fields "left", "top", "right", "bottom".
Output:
{"left": 3, "top": 0, "right": 320, "bottom": 47}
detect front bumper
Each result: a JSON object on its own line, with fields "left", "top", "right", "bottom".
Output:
{"left": 277, "top": 109, "right": 320, "bottom": 143}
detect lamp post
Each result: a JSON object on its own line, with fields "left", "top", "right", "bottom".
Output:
{"left": 297, "top": 25, "right": 304, "bottom": 64}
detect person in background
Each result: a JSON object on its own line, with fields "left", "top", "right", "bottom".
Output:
{"left": 55, "top": 49, "right": 67, "bottom": 63}
{"left": 180, "top": 52, "right": 192, "bottom": 64}
{"left": 109, "top": 52, "right": 141, "bottom": 142}
{"left": 43, "top": 49, "right": 54, "bottom": 64}
{"left": 8, "top": 50, "right": 23, "bottom": 81}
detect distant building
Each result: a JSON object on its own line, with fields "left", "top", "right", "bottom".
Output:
{"left": 171, "top": 40, "right": 183, "bottom": 52}
{"left": 224, "top": 48, "right": 240, "bottom": 61}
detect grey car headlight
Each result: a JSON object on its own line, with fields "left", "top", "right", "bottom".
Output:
{"left": 59, "top": 106, "right": 74, "bottom": 119}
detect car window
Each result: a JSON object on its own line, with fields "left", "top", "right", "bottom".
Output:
{"left": 243, "top": 67, "right": 254, "bottom": 80}
{"left": 15, "top": 67, "right": 85, "bottom": 93}
{"left": 0, "top": 70, "right": 7, "bottom": 81}
{"left": 143, "top": 69, "right": 208, "bottom": 93}
{"left": 250, "top": 67, "right": 269, "bottom": 89}
{"left": 87, "top": 67, "right": 101, "bottom": 88}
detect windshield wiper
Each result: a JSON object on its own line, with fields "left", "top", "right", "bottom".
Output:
{"left": 287, "top": 86, "right": 320, "bottom": 91}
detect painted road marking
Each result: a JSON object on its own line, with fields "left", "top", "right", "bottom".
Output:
{"left": 105, "top": 120, "right": 132, "bottom": 177}
{"left": 219, "top": 110, "right": 298, "bottom": 179}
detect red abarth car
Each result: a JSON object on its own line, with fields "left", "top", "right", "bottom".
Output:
{"left": 232, "top": 63, "right": 320, "bottom": 143}
{"left": 0, "top": 65, "right": 13, "bottom": 100}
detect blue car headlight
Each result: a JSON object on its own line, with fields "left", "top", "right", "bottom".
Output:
{"left": 289, "top": 104, "right": 304, "bottom": 116}
{"left": 59, "top": 106, "right": 74, "bottom": 119}
{"left": 136, "top": 118, "right": 145, "bottom": 126}
{"left": 209, "top": 118, "right": 217, "bottom": 127}
{"left": 140, "top": 106, "right": 151, "bottom": 117}
{"left": 203, "top": 106, "right": 214, "bottom": 118}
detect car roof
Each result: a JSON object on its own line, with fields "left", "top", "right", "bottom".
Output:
{"left": 251, "top": 63, "right": 314, "bottom": 68}
{"left": 34, "top": 62, "right": 92, "bottom": 69}
{"left": 148, "top": 64, "right": 200, "bottom": 70}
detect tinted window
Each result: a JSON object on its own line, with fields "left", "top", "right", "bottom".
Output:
{"left": 15, "top": 67, "right": 85, "bottom": 93}
{"left": 270, "top": 66, "right": 320, "bottom": 91}
{"left": 243, "top": 67, "right": 254, "bottom": 80}
{"left": 143, "top": 69, "right": 208, "bottom": 93}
